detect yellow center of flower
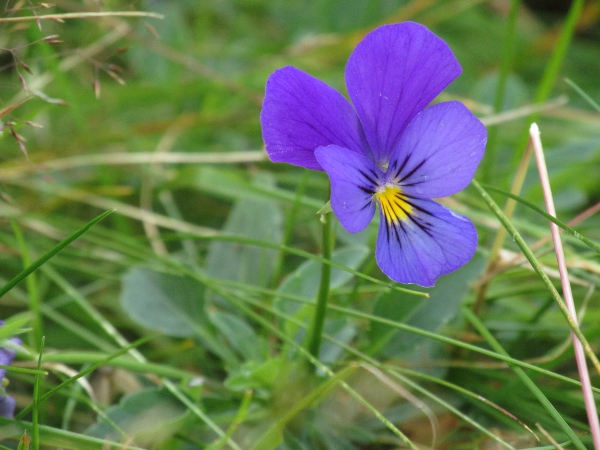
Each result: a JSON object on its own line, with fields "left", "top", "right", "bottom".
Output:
{"left": 375, "top": 184, "right": 412, "bottom": 224}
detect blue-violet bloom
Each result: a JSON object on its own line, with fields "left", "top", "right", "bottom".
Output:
{"left": 260, "top": 22, "right": 486, "bottom": 287}
{"left": 1, "top": 321, "right": 21, "bottom": 418}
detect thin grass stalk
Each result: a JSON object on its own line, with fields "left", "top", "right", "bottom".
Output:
{"left": 473, "top": 139, "right": 534, "bottom": 315}
{"left": 305, "top": 212, "right": 333, "bottom": 363}
{"left": 9, "top": 220, "right": 43, "bottom": 351}
{"left": 479, "top": 184, "right": 600, "bottom": 254}
{"left": 530, "top": 123, "right": 600, "bottom": 449}
{"left": 32, "top": 338, "right": 44, "bottom": 450}
{"left": 16, "top": 336, "right": 152, "bottom": 420}
{"left": 225, "top": 295, "right": 418, "bottom": 449}
{"left": 0, "top": 210, "right": 114, "bottom": 298}
{"left": 565, "top": 78, "right": 600, "bottom": 112}
{"left": 0, "top": 11, "right": 164, "bottom": 23}
{"left": 39, "top": 267, "right": 240, "bottom": 449}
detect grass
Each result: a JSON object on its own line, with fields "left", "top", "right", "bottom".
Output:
{"left": 1, "top": 1, "right": 599, "bottom": 449}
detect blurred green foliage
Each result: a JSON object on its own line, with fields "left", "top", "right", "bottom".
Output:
{"left": 1, "top": 0, "right": 599, "bottom": 449}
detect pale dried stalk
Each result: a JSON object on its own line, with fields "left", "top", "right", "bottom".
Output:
{"left": 530, "top": 123, "right": 600, "bottom": 449}
{"left": 0, "top": 11, "right": 163, "bottom": 23}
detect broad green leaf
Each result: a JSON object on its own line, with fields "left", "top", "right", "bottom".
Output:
{"left": 225, "top": 358, "right": 284, "bottom": 393}
{"left": 209, "top": 311, "right": 266, "bottom": 363}
{"left": 121, "top": 268, "right": 208, "bottom": 338}
{"left": 205, "top": 173, "right": 283, "bottom": 297}
{"left": 121, "top": 268, "right": 237, "bottom": 364}
{"left": 85, "top": 388, "right": 186, "bottom": 447}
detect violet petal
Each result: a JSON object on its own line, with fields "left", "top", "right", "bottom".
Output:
{"left": 388, "top": 101, "right": 486, "bottom": 198}
{"left": 345, "top": 22, "right": 461, "bottom": 166}
{"left": 261, "top": 66, "right": 369, "bottom": 170}
{"left": 315, "top": 144, "right": 381, "bottom": 233}
{"left": 0, "top": 394, "right": 16, "bottom": 419}
{"left": 375, "top": 198, "right": 477, "bottom": 286}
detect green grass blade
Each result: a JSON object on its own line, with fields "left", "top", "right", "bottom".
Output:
{"left": 209, "top": 277, "right": 600, "bottom": 394}
{"left": 0, "top": 417, "right": 146, "bottom": 449}
{"left": 16, "top": 335, "right": 154, "bottom": 420}
{"left": 472, "top": 180, "right": 600, "bottom": 375}
{"left": 10, "top": 219, "right": 43, "bottom": 351}
{"left": 463, "top": 307, "right": 586, "bottom": 450}
{"left": 0, "top": 210, "right": 114, "bottom": 298}
{"left": 565, "top": 78, "right": 600, "bottom": 112}
{"left": 482, "top": 0, "right": 521, "bottom": 182}
{"left": 479, "top": 182, "right": 600, "bottom": 253}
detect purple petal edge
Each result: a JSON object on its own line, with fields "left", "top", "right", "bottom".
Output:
{"left": 345, "top": 22, "right": 461, "bottom": 166}
{"left": 389, "top": 101, "right": 487, "bottom": 198}
{"left": 315, "top": 145, "right": 381, "bottom": 233}
{"left": 375, "top": 199, "right": 477, "bottom": 287}
{"left": 261, "top": 66, "right": 369, "bottom": 170}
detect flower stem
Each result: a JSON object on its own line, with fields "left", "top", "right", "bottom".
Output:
{"left": 305, "top": 212, "right": 332, "bottom": 365}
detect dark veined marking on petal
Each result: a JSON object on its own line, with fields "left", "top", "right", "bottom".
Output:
{"left": 401, "top": 198, "right": 436, "bottom": 237}
{"left": 357, "top": 168, "right": 380, "bottom": 187}
{"left": 358, "top": 185, "right": 376, "bottom": 195}
{"left": 375, "top": 184, "right": 412, "bottom": 225}
{"left": 381, "top": 209, "right": 403, "bottom": 249}
{"left": 389, "top": 153, "right": 411, "bottom": 180}
{"left": 399, "top": 158, "right": 426, "bottom": 183}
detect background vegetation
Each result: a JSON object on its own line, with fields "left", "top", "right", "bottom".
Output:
{"left": 1, "top": 0, "right": 599, "bottom": 448}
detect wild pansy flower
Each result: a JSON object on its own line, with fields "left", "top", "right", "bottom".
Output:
{"left": 261, "top": 22, "right": 486, "bottom": 287}
{"left": 1, "top": 321, "right": 20, "bottom": 418}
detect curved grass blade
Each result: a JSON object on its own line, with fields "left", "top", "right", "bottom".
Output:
{"left": 0, "top": 417, "right": 145, "bottom": 449}
{"left": 463, "top": 307, "right": 586, "bottom": 450}
{"left": 0, "top": 210, "right": 114, "bottom": 298}
{"left": 565, "top": 78, "right": 600, "bottom": 112}
{"left": 472, "top": 180, "right": 600, "bottom": 376}
{"left": 207, "top": 278, "right": 600, "bottom": 394}
{"left": 199, "top": 279, "right": 419, "bottom": 450}
{"left": 479, "top": 183, "right": 600, "bottom": 254}
{"left": 15, "top": 335, "right": 154, "bottom": 420}
{"left": 239, "top": 290, "right": 518, "bottom": 449}
{"left": 192, "top": 234, "right": 427, "bottom": 298}
{"left": 38, "top": 267, "right": 240, "bottom": 449}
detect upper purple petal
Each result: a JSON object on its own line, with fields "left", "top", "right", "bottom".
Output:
{"left": 375, "top": 198, "right": 477, "bottom": 286}
{"left": 315, "top": 145, "right": 381, "bottom": 233}
{"left": 345, "top": 22, "right": 461, "bottom": 166}
{"left": 260, "top": 66, "right": 369, "bottom": 170}
{"left": 387, "top": 101, "right": 486, "bottom": 198}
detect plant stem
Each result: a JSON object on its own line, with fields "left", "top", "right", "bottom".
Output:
{"left": 305, "top": 212, "right": 333, "bottom": 364}
{"left": 530, "top": 123, "right": 600, "bottom": 449}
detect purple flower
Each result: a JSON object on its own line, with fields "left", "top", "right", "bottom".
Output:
{"left": 260, "top": 22, "right": 486, "bottom": 287}
{"left": 1, "top": 321, "right": 20, "bottom": 419}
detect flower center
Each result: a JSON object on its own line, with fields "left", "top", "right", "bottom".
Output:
{"left": 375, "top": 184, "right": 412, "bottom": 224}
